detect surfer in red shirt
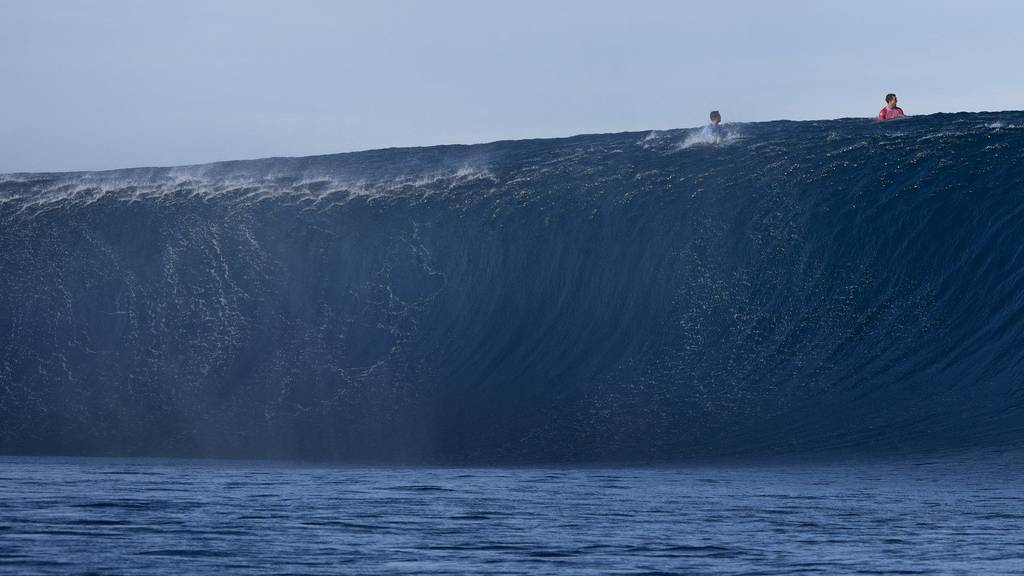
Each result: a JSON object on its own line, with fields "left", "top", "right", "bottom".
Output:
{"left": 878, "top": 93, "right": 905, "bottom": 120}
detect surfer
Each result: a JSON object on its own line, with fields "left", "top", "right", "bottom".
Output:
{"left": 702, "top": 110, "right": 724, "bottom": 142}
{"left": 878, "top": 94, "right": 905, "bottom": 120}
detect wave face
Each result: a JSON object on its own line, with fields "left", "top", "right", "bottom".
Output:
{"left": 2, "top": 112, "right": 1024, "bottom": 462}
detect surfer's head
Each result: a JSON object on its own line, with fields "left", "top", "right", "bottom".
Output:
{"left": 710, "top": 110, "right": 721, "bottom": 125}
{"left": 885, "top": 93, "right": 898, "bottom": 107}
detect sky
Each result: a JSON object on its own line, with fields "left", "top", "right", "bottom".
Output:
{"left": 1, "top": 0, "right": 1022, "bottom": 173}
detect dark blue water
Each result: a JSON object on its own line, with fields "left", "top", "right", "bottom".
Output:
{"left": 3, "top": 112, "right": 1023, "bottom": 463}
{"left": 2, "top": 453, "right": 1023, "bottom": 575}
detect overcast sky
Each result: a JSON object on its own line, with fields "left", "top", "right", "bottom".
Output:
{"left": 2, "top": 0, "right": 1022, "bottom": 173}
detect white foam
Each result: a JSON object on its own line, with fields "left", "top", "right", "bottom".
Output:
{"left": 675, "top": 125, "right": 743, "bottom": 151}
{"left": 986, "top": 121, "right": 1019, "bottom": 130}
{"left": 1, "top": 165, "right": 497, "bottom": 215}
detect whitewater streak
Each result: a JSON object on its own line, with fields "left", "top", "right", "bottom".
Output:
{"left": 2, "top": 112, "right": 1023, "bottom": 462}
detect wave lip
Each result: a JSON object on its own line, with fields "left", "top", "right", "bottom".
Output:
{"left": 2, "top": 111, "right": 1024, "bottom": 462}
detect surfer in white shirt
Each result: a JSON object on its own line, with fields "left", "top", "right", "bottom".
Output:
{"left": 702, "top": 110, "right": 723, "bottom": 143}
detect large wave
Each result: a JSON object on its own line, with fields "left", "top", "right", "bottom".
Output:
{"left": 2, "top": 112, "right": 1023, "bottom": 462}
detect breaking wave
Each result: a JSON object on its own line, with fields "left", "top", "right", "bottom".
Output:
{"left": 2, "top": 111, "right": 1023, "bottom": 462}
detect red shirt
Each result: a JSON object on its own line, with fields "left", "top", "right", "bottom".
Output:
{"left": 878, "top": 106, "right": 905, "bottom": 120}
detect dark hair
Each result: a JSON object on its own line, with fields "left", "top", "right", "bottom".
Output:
{"left": 710, "top": 110, "right": 721, "bottom": 120}
{"left": 885, "top": 93, "right": 897, "bottom": 103}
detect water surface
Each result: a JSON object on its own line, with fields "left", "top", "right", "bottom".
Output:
{"left": 2, "top": 453, "right": 1023, "bottom": 574}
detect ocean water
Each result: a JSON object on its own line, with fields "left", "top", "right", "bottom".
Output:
{"left": 2, "top": 453, "right": 1023, "bottom": 575}
{"left": 3, "top": 112, "right": 1024, "bottom": 462}
{"left": 3, "top": 113, "right": 1024, "bottom": 572}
